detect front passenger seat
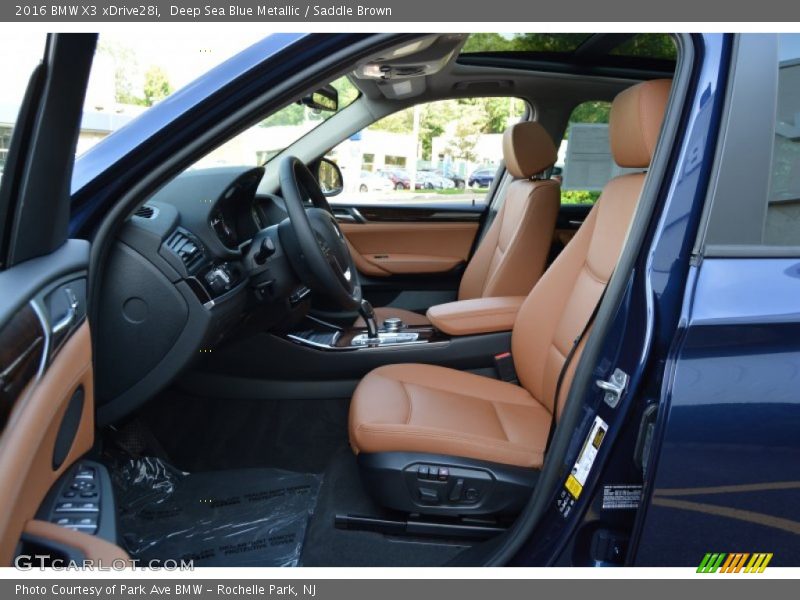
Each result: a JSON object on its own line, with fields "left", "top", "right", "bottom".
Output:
{"left": 348, "top": 79, "right": 671, "bottom": 516}
{"left": 359, "top": 121, "right": 561, "bottom": 327}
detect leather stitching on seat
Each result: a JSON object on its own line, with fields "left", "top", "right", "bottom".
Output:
{"left": 482, "top": 245, "right": 505, "bottom": 296}
{"left": 400, "top": 381, "right": 413, "bottom": 425}
{"left": 387, "top": 377, "right": 539, "bottom": 408}
{"left": 491, "top": 403, "right": 510, "bottom": 443}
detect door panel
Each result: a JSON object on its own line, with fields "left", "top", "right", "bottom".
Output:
{"left": 340, "top": 221, "right": 479, "bottom": 276}
{"left": 0, "top": 318, "right": 94, "bottom": 564}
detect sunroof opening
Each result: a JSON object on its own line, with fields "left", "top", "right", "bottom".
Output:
{"left": 461, "top": 33, "right": 592, "bottom": 54}
{"left": 609, "top": 34, "right": 677, "bottom": 60}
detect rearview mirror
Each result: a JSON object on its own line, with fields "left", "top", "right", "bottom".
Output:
{"left": 301, "top": 85, "right": 339, "bottom": 113}
{"left": 317, "top": 157, "right": 343, "bottom": 197}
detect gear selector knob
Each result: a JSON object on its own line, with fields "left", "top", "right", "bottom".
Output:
{"left": 358, "top": 299, "right": 379, "bottom": 339}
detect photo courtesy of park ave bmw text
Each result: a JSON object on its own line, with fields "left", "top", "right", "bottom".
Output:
{"left": 0, "top": 0, "right": 799, "bottom": 595}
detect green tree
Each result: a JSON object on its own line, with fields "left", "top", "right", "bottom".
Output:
{"left": 369, "top": 108, "right": 414, "bottom": 134}
{"left": 569, "top": 101, "right": 611, "bottom": 125}
{"left": 611, "top": 34, "right": 676, "bottom": 60}
{"left": 97, "top": 39, "right": 141, "bottom": 105}
{"left": 331, "top": 76, "right": 359, "bottom": 106}
{"left": 142, "top": 66, "right": 172, "bottom": 106}
{"left": 445, "top": 104, "right": 484, "bottom": 162}
{"left": 260, "top": 103, "right": 307, "bottom": 127}
{"left": 462, "top": 33, "right": 589, "bottom": 53}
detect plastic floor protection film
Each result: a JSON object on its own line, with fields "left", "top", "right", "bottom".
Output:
{"left": 111, "top": 457, "right": 322, "bottom": 566}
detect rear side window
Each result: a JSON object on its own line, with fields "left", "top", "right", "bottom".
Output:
{"left": 765, "top": 35, "right": 800, "bottom": 245}
{"left": 560, "top": 100, "right": 641, "bottom": 204}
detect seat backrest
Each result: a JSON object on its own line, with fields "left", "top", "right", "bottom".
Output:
{"left": 511, "top": 79, "right": 672, "bottom": 418}
{"left": 458, "top": 122, "right": 560, "bottom": 300}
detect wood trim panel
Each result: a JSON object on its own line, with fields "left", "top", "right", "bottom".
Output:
{"left": 0, "top": 304, "right": 45, "bottom": 433}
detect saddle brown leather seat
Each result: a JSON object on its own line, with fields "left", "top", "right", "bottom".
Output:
{"left": 357, "top": 121, "right": 561, "bottom": 328}
{"left": 349, "top": 79, "right": 671, "bottom": 473}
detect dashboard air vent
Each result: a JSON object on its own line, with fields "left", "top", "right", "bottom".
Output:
{"left": 134, "top": 205, "right": 156, "bottom": 219}
{"left": 165, "top": 229, "right": 205, "bottom": 272}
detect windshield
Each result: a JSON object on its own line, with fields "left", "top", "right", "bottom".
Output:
{"left": 191, "top": 76, "right": 359, "bottom": 169}
{"left": 75, "top": 33, "right": 358, "bottom": 167}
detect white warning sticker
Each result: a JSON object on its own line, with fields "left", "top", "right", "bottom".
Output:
{"left": 564, "top": 416, "right": 608, "bottom": 500}
{"left": 602, "top": 484, "right": 643, "bottom": 510}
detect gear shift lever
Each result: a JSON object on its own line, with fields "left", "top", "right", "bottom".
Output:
{"left": 359, "top": 299, "right": 379, "bottom": 339}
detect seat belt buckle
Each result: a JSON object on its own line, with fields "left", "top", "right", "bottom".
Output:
{"left": 494, "top": 352, "right": 518, "bottom": 384}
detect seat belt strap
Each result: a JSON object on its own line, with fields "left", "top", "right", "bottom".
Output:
{"left": 546, "top": 281, "right": 611, "bottom": 448}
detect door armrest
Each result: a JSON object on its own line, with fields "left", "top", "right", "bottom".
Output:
{"left": 427, "top": 296, "right": 525, "bottom": 336}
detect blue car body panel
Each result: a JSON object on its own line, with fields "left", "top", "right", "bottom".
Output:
{"left": 633, "top": 257, "right": 800, "bottom": 565}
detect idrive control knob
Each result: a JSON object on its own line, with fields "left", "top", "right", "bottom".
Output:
{"left": 383, "top": 317, "right": 405, "bottom": 332}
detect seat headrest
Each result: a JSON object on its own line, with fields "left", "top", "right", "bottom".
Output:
{"left": 609, "top": 79, "right": 672, "bottom": 168}
{"left": 503, "top": 121, "right": 558, "bottom": 179}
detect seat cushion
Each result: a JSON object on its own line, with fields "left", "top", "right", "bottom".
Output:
{"left": 349, "top": 363, "right": 552, "bottom": 468}
{"left": 353, "top": 306, "right": 431, "bottom": 328}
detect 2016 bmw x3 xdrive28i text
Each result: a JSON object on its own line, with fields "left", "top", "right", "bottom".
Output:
{"left": 0, "top": 33, "right": 798, "bottom": 567}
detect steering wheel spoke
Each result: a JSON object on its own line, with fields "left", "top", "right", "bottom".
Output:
{"left": 278, "top": 156, "right": 361, "bottom": 310}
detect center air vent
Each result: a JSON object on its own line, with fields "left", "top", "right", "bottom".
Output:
{"left": 165, "top": 229, "right": 205, "bottom": 273}
{"left": 134, "top": 204, "right": 157, "bottom": 219}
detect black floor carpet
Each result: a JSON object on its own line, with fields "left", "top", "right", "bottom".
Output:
{"left": 111, "top": 457, "right": 322, "bottom": 567}
{"left": 301, "top": 445, "right": 471, "bottom": 567}
{"left": 136, "top": 392, "right": 349, "bottom": 473}
{"left": 114, "top": 389, "right": 472, "bottom": 566}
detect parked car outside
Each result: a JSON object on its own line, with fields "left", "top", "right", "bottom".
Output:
{"left": 424, "top": 168, "right": 465, "bottom": 189}
{"left": 357, "top": 170, "right": 394, "bottom": 193}
{"left": 378, "top": 168, "right": 411, "bottom": 190}
{"left": 468, "top": 167, "right": 496, "bottom": 188}
{"left": 415, "top": 171, "right": 456, "bottom": 190}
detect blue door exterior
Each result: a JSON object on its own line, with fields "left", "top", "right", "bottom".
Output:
{"left": 633, "top": 34, "right": 800, "bottom": 567}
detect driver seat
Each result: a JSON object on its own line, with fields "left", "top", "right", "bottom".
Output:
{"left": 348, "top": 79, "right": 671, "bottom": 516}
{"left": 355, "top": 121, "right": 561, "bottom": 328}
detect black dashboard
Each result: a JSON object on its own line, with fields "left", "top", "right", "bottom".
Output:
{"left": 94, "top": 166, "right": 306, "bottom": 424}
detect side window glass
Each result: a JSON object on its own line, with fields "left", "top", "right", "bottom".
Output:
{"left": 560, "top": 100, "right": 640, "bottom": 205}
{"left": 326, "top": 97, "right": 526, "bottom": 204}
{"left": 765, "top": 34, "right": 800, "bottom": 245}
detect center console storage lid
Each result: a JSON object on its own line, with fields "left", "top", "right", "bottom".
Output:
{"left": 426, "top": 296, "right": 525, "bottom": 336}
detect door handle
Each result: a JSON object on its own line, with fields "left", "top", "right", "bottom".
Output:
{"left": 51, "top": 288, "right": 79, "bottom": 336}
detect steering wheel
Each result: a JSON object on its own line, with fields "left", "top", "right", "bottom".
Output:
{"left": 277, "top": 155, "right": 362, "bottom": 311}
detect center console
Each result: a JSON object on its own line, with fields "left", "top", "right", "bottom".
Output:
{"left": 286, "top": 302, "right": 447, "bottom": 351}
